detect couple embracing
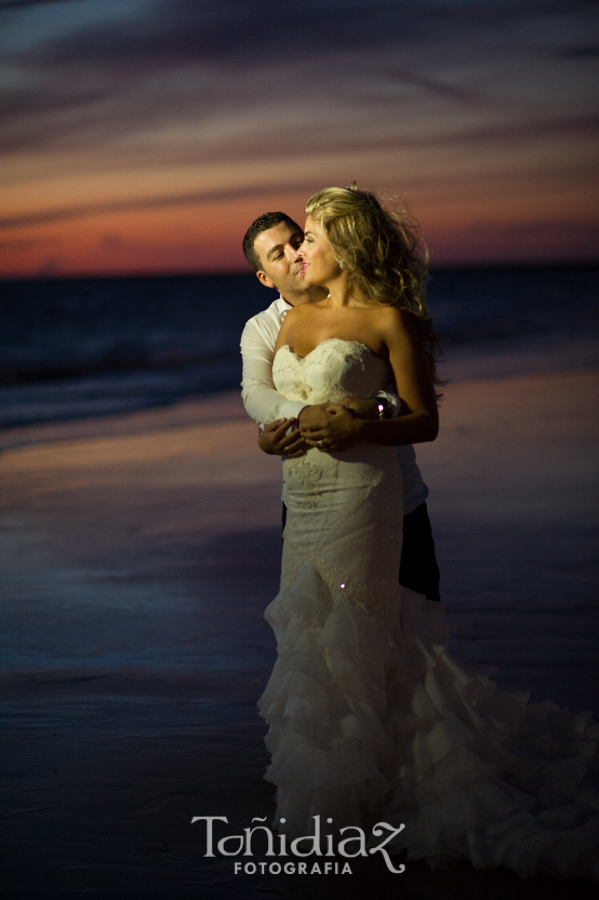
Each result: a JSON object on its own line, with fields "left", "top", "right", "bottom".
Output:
{"left": 237, "top": 186, "right": 599, "bottom": 879}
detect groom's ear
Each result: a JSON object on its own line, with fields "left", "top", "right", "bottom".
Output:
{"left": 256, "top": 269, "right": 277, "bottom": 290}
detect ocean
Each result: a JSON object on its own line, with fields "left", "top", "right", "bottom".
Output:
{"left": 1, "top": 264, "right": 597, "bottom": 428}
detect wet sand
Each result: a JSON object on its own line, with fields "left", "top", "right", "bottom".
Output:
{"left": 1, "top": 369, "right": 598, "bottom": 899}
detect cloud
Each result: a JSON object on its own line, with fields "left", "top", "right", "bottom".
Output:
{"left": 2, "top": 0, "right": 598, "bottom": 271}
{"left": 3, "top": 0, "right": 459, "bottom": 155}
{"left": 559, "top": 45, "right": 599, "bottom": 59}
{"left": 0, "top": 0, "right": 85, "bottom": 7}
{"left": 13, "top": 1, "right": 425, "bottom": 73}
{"left": 385, "top": 68, "right": 475, "bottom": 101}
{"left": 0, "top": 181, "right": 318, "bottom": 230}
{"left": 2, "top": 0, "right": 596, "bottom": 164}
{"left": 0, "top": 235, "right": 58, "bottom": 249}
{"left": 0, "top": 85, "right": 119, "bottom": 122}
{"left": 14, "top": 0, "right": 587, "bottom": 79}
{"left": 2, "top": 112, "right": 597, "bottom": 232}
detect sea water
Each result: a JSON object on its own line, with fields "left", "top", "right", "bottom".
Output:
{"left": 0, "top": 265, "right": 597, "bottom": 428}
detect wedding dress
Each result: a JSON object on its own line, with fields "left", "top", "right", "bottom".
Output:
{"left": 257, "top": 338, "right": 599, "bottom": 879}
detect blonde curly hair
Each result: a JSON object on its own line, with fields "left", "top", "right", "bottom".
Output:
{"left": 305, "top": 184, "right": 444, "bottom": 386}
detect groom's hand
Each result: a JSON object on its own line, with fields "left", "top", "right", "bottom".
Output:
{"left": 258, "top": 419, "right": 305, "bottom": 458}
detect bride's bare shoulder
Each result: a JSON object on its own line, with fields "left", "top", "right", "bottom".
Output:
{"left": 374, "top": 305, "right": 415, "bottom": 332}
{"left": 372, "top": 307, "right": 424, "bottom": 354}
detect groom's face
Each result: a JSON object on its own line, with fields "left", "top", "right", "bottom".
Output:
{"left": 253, "top": 222, "right": 307, "bottom": 296}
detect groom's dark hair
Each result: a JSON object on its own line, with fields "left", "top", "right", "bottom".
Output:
{"left": 243, "top": 212, "right": 302, "bottom": 271}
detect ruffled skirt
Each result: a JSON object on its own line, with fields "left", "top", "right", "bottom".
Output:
{"left": 258, "top": 446, "right": 599, "bottom": 879}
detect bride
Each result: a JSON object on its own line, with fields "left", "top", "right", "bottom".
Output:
{"left": 256, "top": 185, "right": 599, "bottom": 879}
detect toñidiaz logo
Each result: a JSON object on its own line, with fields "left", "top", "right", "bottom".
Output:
{"left": 190, "top": 815, "right": 406, "bottom": 875}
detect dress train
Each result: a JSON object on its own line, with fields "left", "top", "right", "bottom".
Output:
{"left": 258, "top": 339, "right": 599, "bottom": 879}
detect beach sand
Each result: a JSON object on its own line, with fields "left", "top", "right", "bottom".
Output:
{"left": 1, "top": 369, "right": 598, "bottom": 899}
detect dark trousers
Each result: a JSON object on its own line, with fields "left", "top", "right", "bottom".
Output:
{"left": 399, "top": 502, "right": 441, "bottom": 601}
{"left": 282, "top": 500, "right": 441, "bottom": 602}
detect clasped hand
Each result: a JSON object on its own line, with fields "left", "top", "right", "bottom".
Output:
{"left": 300, "top": 402, "right": 362, "bottom": 451}
{"left": 259, "top": 398, "right": 379, "bottom": 456}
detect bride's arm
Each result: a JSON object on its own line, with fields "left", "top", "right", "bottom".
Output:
{"left": 373, "top": 307, "right": 439, "bottom": 443}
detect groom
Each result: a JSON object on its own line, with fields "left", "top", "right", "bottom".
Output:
{"left": 240, "top": 211, "right": 441, "bottom": 601}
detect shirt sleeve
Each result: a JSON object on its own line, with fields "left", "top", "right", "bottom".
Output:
{"left": 240, "top": 317, "right": 306, "bottom": 429}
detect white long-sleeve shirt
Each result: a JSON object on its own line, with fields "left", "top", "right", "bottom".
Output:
{"left": 240, "top": 295, "right": 428, "bottom": 514}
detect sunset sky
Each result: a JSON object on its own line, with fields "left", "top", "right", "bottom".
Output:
{"left": 1, "top": 0, "right": 598, "bottom": 277}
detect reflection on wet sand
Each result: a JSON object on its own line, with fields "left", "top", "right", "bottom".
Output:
{"left": 1, "top": 371, "right": 598, "bottom": 898}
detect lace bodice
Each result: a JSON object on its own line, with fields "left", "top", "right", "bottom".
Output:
{"left": 272, "top": 338, "right": 390, "bottom": 405}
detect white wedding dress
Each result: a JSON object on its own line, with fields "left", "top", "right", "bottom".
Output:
{"left": 257, "top": 338, "right": 599, "bottom": 879}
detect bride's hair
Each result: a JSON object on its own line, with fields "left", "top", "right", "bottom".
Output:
{"left": 305, "top": 185, "right": 444, "bottom": 386}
